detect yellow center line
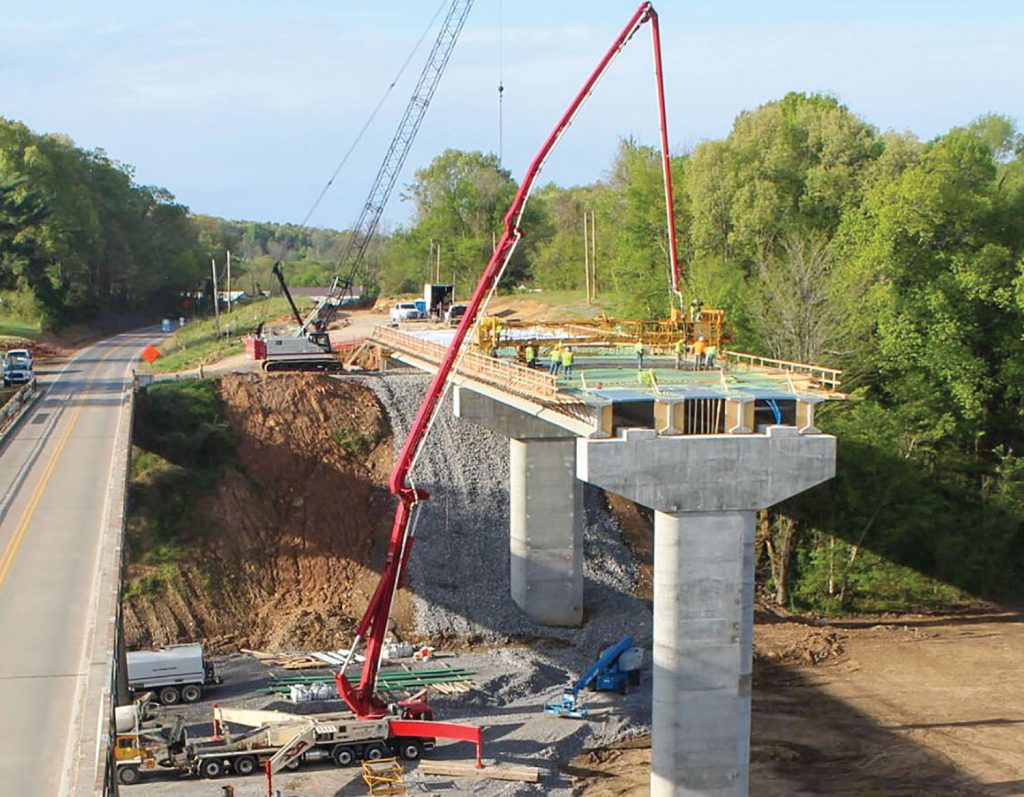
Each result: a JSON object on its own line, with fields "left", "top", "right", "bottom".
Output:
{"left": 0, "top": 346, "right": 114, "bottom": 591}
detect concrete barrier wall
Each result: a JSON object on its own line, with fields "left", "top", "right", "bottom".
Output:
{"left": 74, "top": 381, "right": 135, "bottom": 797}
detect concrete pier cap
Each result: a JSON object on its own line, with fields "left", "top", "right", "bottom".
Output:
{"left": 578, "top": 425, "right": 836, "bottom": 797}
{"left": 576, "top": 425, "right": 836, "bottom": 513}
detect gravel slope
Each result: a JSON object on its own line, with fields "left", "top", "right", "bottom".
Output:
{"left": 362, "top": 375, "right": 651, "bottom": 656}
{"left": 359, "top": 374, "right": 655, "bottom": 795}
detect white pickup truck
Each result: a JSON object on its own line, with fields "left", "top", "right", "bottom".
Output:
{"left": 3, "top": 349, "right": 33, "bottom": 387}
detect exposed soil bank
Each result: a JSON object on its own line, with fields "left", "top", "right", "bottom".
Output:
{"left": 123, "top": 374, "right": 395, "bottom": 653}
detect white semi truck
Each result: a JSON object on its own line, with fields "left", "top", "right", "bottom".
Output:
{"left": 126, "top": 643, "right": 220, "bottom": 705}
{"left": 113, "top": 704, "right": 461, "bottom": 784}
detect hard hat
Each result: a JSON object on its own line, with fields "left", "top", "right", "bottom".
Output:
{"left": 698, "top": 336, "right": 704, "bottom": 340}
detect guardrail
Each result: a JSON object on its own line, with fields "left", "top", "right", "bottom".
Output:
{"left": 0, "top": 378, "right": 40, "bottom": 440}
{"left": 723, "top": 351, "right": 843, "bottom": 392}
{"left": 370, "top": 326, "right": 574, "bottom": 404}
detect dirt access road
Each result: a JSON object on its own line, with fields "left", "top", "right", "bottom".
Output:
{"left": 575, "top": 608, "right": 1024, "bottom": 796}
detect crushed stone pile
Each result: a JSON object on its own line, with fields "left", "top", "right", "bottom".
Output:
{"left": 362, "top": 375, "right": 653, "bottom": 672}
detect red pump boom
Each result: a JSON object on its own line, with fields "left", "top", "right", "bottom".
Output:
{"left": 336, "top": 1, "right": 679, "bottom": 719}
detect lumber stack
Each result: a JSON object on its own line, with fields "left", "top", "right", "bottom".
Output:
{"left": 418, "top": 760, "right": 542, "bottom": 783}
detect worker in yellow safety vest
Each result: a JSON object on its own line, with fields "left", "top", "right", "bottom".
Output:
{"left": 561, "top": 347, "right": 575, "bottom": 377}
{"left": 674, "top": 338, "right": 686, "bottom": 370}
{"left": 525, "top": 344, "right": 537, "bottom": 368}
{"left": 549, "top": 344, "right": 562, "bottom": 375}
{"left": 634, "top": 340, "right": 645, "bottom": 369}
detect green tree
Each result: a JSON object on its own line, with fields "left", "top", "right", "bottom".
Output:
{"left": 383, "top": 149, "right": 537, "bottom": 295}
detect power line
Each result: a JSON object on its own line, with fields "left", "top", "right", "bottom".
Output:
{"left": 298, "top": 0, "right": 450, "bottom": 229}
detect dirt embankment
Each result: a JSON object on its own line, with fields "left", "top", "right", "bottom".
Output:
{"left": 572, "top": 608, "right": 1024, "bottom": 796}
{"left": 123, "top": 374, "right": 397, "bottom": 653}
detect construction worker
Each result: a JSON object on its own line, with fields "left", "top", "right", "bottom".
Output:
{"left": 674, "top": 338, "right": 685, "bottom": 369}
{"left": 562, "top": 347, "right": 574, "bottom": 377}
{"left": 706, "top": 343, "right": 717, "bottom": 369}
{"left": 549, "top": 344, "right": 562, "bottom": 375}
{"left": 634, "top": 340, "right": 644, "bottom": 369}
{"left": 693, "top": 336, "right": 707, "bottom": 369}
{"left": 689, "top": 297, "right": 704, "bottom": 322}
{"left": 525, "top": 344, "right": 537, "bottom": 368}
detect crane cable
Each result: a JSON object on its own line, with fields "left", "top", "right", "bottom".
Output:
{"left": 498, "top": 0, "right": 504, "bottom": 165}
{"left": 297, "top": 0, "right": 450, "bottom": 229}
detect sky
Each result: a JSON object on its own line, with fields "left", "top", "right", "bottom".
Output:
{"left": 2, "top": 1, "right": 1022, "bottom": 230}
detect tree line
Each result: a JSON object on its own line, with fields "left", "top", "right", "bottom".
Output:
{"left": 3, "top": 94, "right": 1023, "bottom": 611}
{"left": 384, "top": 93, "right": 1024, "bottom": 610}
{"left": 0, "top": 117, "right": 360, "bottom": 327}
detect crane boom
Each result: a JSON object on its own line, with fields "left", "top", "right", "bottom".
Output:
{"left": 336, "top": 1, "right": 678, "bottom": 719}
{"left": 301, "top": 0, "right": 476, "bottom": 337}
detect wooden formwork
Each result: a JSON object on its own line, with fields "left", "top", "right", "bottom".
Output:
{"left": 370, "top": 326, "right": 572, "bottom": 404}
{"left": 723, "top": 350, "right": 843, "bottom": 393}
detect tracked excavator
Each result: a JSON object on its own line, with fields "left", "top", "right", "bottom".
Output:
{"left": 335, "top": 1, "right": 681, "bottom": 735}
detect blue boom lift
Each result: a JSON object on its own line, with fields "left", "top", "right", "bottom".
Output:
{"left": 544, "top": 636, "right": 644, "bottom": 719}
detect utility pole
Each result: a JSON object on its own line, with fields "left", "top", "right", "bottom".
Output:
{"left": 590, "top": 210, "right": 597, "bottom": 300}
{"left": 583, "top": 212, "right": 591, "bottom": 305}
{"left": 211, "top": 258, "right": 221, "bottom": 337}
{"left": 226, "top": 250, "right": 232, "bottom": 313}
{"left": 436, "top": 243, "right": 441, "bottom": 284}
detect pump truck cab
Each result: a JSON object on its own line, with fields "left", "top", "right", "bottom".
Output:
{"left": 126, "top": 643, "right": 220, "bottom": 705}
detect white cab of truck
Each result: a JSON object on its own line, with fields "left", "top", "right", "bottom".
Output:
{"left": 126, "top": 643, "right": 221, "bottom": 705}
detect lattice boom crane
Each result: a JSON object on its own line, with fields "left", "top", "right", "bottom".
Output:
{"left": 301, "top": 0, "right": 476, "bottom": 338}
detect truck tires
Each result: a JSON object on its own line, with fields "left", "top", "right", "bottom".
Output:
{"left": 180, "top": 684, "right": 202, "bottom": 703}
{"left": 117, "top": 765, "right": 140, "bottom": 785}
{"left": 200, "top": 759, "right": 224, "bottom": 779}
{"left": 331, "top": 746, "right": 355, "bottom": 767}
{"left": 397, "top": 740, "right": 423, "bottom": 761}
{"left": 233, "top": 756, "right": 257, "bottom": 775}
{"left": 158, "top": 686, "right": 181, "bottom": 705}
{"left": 363, "top": 743, "right": 386, "bottom": 761}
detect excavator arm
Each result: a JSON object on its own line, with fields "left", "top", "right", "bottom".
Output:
{"left": 336, "top": 1, "right": 679, "bottom": 719}
{"left": 272, "top": 261, "right": 304, "bottom": 328}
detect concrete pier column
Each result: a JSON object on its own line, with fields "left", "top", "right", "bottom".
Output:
{"left": 510, "top": 438, "right": 583, "bottom": 626}
{"left": 454, "top": 386, "right": 584, "bottom": 626}
{"left": 578, "top": 426, "right": 836, "bottom": 796}
{"left": 652, "top": 510, "right": 754, "bottom": 796}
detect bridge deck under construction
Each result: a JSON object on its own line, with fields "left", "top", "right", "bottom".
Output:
{"left": 364, "top": 326, "right": 844, "bottom": 439}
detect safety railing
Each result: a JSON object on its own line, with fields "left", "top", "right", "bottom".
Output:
{"left": 0, "top": 378, "right": 39, "bottom": 439}
{"left": 723, "top": 351, "right": 842, "bottom": 392}
{"left": 370, "top": 326, "right": 573, "bottom": 404}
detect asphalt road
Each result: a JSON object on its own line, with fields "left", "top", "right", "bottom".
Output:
{"left": 0, "top": 331, "right": 150, "bottom": 796}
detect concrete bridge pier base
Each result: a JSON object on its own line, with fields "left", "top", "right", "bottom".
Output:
{"left": 454, "top": 387, "right": 583, "bottom": 626}
{"left": 510, "top": 438, "right": 583, "bottom": 626}
{"left": 578, "top": 426, "right": 836, "bottom": 796}
{"left": 651, "top": 509, "right": 754, "bottom": 796}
